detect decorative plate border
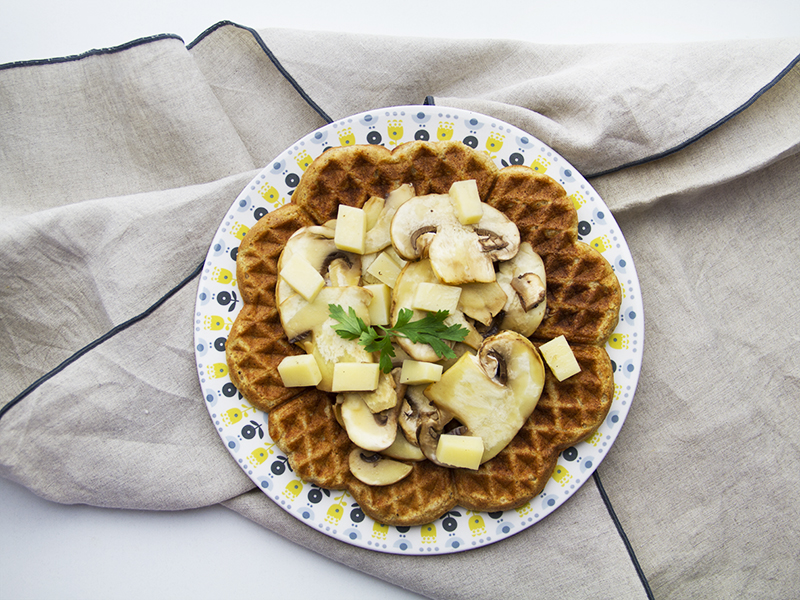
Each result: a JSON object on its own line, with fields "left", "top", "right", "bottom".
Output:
{"left": 193, "top": 106, "right": 644, "bottom": 554}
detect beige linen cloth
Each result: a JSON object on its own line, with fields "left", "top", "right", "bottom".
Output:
{"left": 2, "top": 21, "right": 799, "bottom": 599}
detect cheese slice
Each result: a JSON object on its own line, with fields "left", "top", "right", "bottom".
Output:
{"left": 277, "top": 354, "right": 323, "bottom": 387}
{"left": 334, "top": 204, "right": 367, "bottom": 254}
{"left": 538, "top": 335, "right": 581, "bottom": 381}
{"left": 449, "top": 180, "right": 484, "bottom": 225}
{"left": 411, "top": 282, "right": 462, "bottom": 314}
{"left": 331, "top": 362, "right": 381, "bottom": 392}
{"left": 363, "top": 283, "right": 392, "bottom": 326}
{"left": 279, "top": 254, "right": 325, "bottom": 302}
{"left": 436, "top": 434, "right": 484, "bottom": 470}
{"left": 399, "top": 360, "right": 443, "bottom": 385}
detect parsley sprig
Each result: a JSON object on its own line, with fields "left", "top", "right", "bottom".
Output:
{"left": 328, "top": 304, "right": 469, "bottom": 373}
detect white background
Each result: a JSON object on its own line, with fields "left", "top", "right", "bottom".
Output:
{"left": 1, "top": 1, "right": 798, "bottom": 599}
{"left": 2, "top": 0, "right": 800, "bottom": 64}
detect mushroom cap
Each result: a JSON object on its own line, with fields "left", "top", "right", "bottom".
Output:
{"left": 390, "top": 193, "right": 520, "bottom": 285}
{"left": 348, "top": 449, "right": 413, "bottom": 486}
{"left": 497, "top": 242, "right": 548, "bottom": 337}
{"left": 338, "top": 392, "right": 399, "bottom": 452}
{"left": 424, "top": 330, "right": 545, "bottom": 463}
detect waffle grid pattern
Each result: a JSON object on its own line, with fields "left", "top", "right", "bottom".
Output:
{"left": 226, "top": 141, "right": 621, "bottom": 525}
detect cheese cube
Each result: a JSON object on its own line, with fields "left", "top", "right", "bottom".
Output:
{"left": 412, "top": 282, "right": 462, "bottom": 314}
{"left": 383, "top": 246, "right": 408, "bottom": 268}
{"left": 363, "top": 283, "right": 391, "bottom": 326}
{"left": 539, "top": 335, "right": 581, "bottom": 381}
{"left": 436, "top": 434, "right": 484, "bottom": 470}
{"left": 334, "top": 205, "right": 367, "bottom": 254}
{"left": 277, "top": 354, "right": 322, "bottom": 387}
{"left": 279, "top": 254, "right": 325, "bottom": 302}
{"left": 331, "top": 362, "right": 381, "bottom": 392}
{"left": 399, "top": 360, "right": 443, "bottom": 385}
{"left": 449, "top": 180, "right": 484, "bottom": 225}
{"left": 366, "top": 251, "right": 402, "bottom": 288}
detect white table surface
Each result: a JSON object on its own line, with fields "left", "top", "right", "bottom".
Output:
{"left": 2, "top": 2, "right": 798, "bottom": 599}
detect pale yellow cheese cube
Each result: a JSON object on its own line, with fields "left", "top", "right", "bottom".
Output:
{"left": 383, "top": 246, "right": 408, "bottom": 268}
{"left": 366, "top": 251, "right": 402, "bottom": 288}
{"left": 331, "top": 362, "right": 381, "bottom": 392}
{"left": 279, "top": 254, "right": 325, "bottom": 302}
{"left": 436, "top": 434, "right": 484, "bottom": 470}
{"left": 334, "top": 204, "right": 367, "bottom": 254}
{"left": 411, "top": 282, "right": 462, "bottom": 314}
{"left": 399, "top": 360, "right": 443, "bottom": 385}
{"left": 448, "top": 179, "right": 484, "bottom": 225}
{"left": 539, "top": 335, "right": 581, "bottom": 381}
{"left": 363, "top": 283, "right": 392, "bottom": 326}
{"left": 277, "top": 354, "right": 322, "bottom": 387}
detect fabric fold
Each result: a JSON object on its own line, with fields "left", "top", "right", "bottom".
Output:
{"left": 2, "top": 22, "right": 799, "bottom": 599}
{"left": 223, "top": 477, "right": 650, "bottom": 600}
{"left": 250, "top": 26, "right": 800, "bottom": 174}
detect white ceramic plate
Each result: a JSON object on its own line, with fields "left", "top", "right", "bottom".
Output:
{"left": 193, "top": 106, "right": 644, "bottom": 554}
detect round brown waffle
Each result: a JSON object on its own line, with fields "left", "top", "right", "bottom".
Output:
{"left": 227, "top": 140, "right": 620, "bottom": 526}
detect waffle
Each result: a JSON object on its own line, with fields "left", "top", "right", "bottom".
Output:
{"left": 226, "top": 204, "right": 315, "bottom": 411}
{"left": 226, "top": 140, "right": 620, "bottom": 526}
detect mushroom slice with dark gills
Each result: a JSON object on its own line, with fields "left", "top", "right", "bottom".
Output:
{"left": 276, "top": 226, "right": 361, "bottom": 305}
{"left": 396, "top": 384, "right": 457, "bottom": 467}
{"left": 389, "top": 193, "right": 520, "bottom": 285}
{"left": 338, "top": 391, "right": 402, "bottom": 452}
{"left": 398, "top": 384, "right": 453, "bottom": 446}
{"left": 496, "top": 242, "right": 547, "bottom": 337}
{"left": 424, "top": 330, "right": 545, "bottom": 464}
{"left": 336, "top": 368, "right": 406, "bottom": 451}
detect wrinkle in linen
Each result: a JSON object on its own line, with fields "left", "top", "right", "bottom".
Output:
{"left": 600, "top": 148, "right": 800, "bottom": 599}
{"left": 2, "top": 23, "right": 800, "bottom": 600}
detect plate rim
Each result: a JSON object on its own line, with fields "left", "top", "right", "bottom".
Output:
{"left": 193, "top": 104, "right": 645, "bottom": 555}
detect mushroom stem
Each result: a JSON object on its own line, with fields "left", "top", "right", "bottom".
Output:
{"left": 511, "top": 272, "right": 546, "bottom": 312}
{"left": 411, "top": 226, "right": 438, "bottom": 253}
{"left": 475, "top": 229, "right": 509, "bottom": 253}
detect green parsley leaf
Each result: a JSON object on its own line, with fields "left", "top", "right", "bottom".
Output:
{"left": 328, "top": 304, "right": 369, "bottom": 340}
{"left": 328, "top": 303, "right": 469, "bottom": 372}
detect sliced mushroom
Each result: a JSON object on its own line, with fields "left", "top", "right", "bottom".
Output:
{"left": 511, "top": 273, "right": 545, "bottom": 312}
{"left": 381, "top": 427, "right": 426, "bottom": 461}
{"left": 348, "top": 367, "right": 405, "bottom": 413}
{"left": 323, "top": 252, "right": 362, "bottom": 287}
{"left": 394, "top": 385, "right": 456, "bottom": 467}
{"left": 416, "top": 408, "right": 457, "bottom": 467}
{"left": 308, "top": 223, "right": 336, "bottom": 239}
{"left": 390, "top": 193, "right": 520, "bottom": 284}
{"left": 424, "top": 330, "right": 545, "bottom": 463}
{"left": 398, "top": 384, "right": 452, "bottom": 446}
{"left": 276, "top": 226, "right": 360, "bottom": 303}
{"left": 473, "top": 311, "right": 504, "bottom": 339}
{"left": 348, "top": 448, "right": 413, "bottom": 486}
{"left": 279, "top": 286, "right": 373, "bottom": 392}
{"left": 338, "top": 392, "right": 401, "bottom": 452}
{"left": 410, "top": 225, "right": 437, "bottom": 257}
{"left": 362, "top": 195, "right": 385, "bottom": 230}
{"left": 391, "top": 259, "right": 482, "bottom": 361}
{"left": 496, "top": 242, "right": 548, "bottom": 337}
{"left": 457, "top": 281, "right": 508, "bottom": 326}
{"left": 363, "top": 183, "right": 416, "bottom": 255}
